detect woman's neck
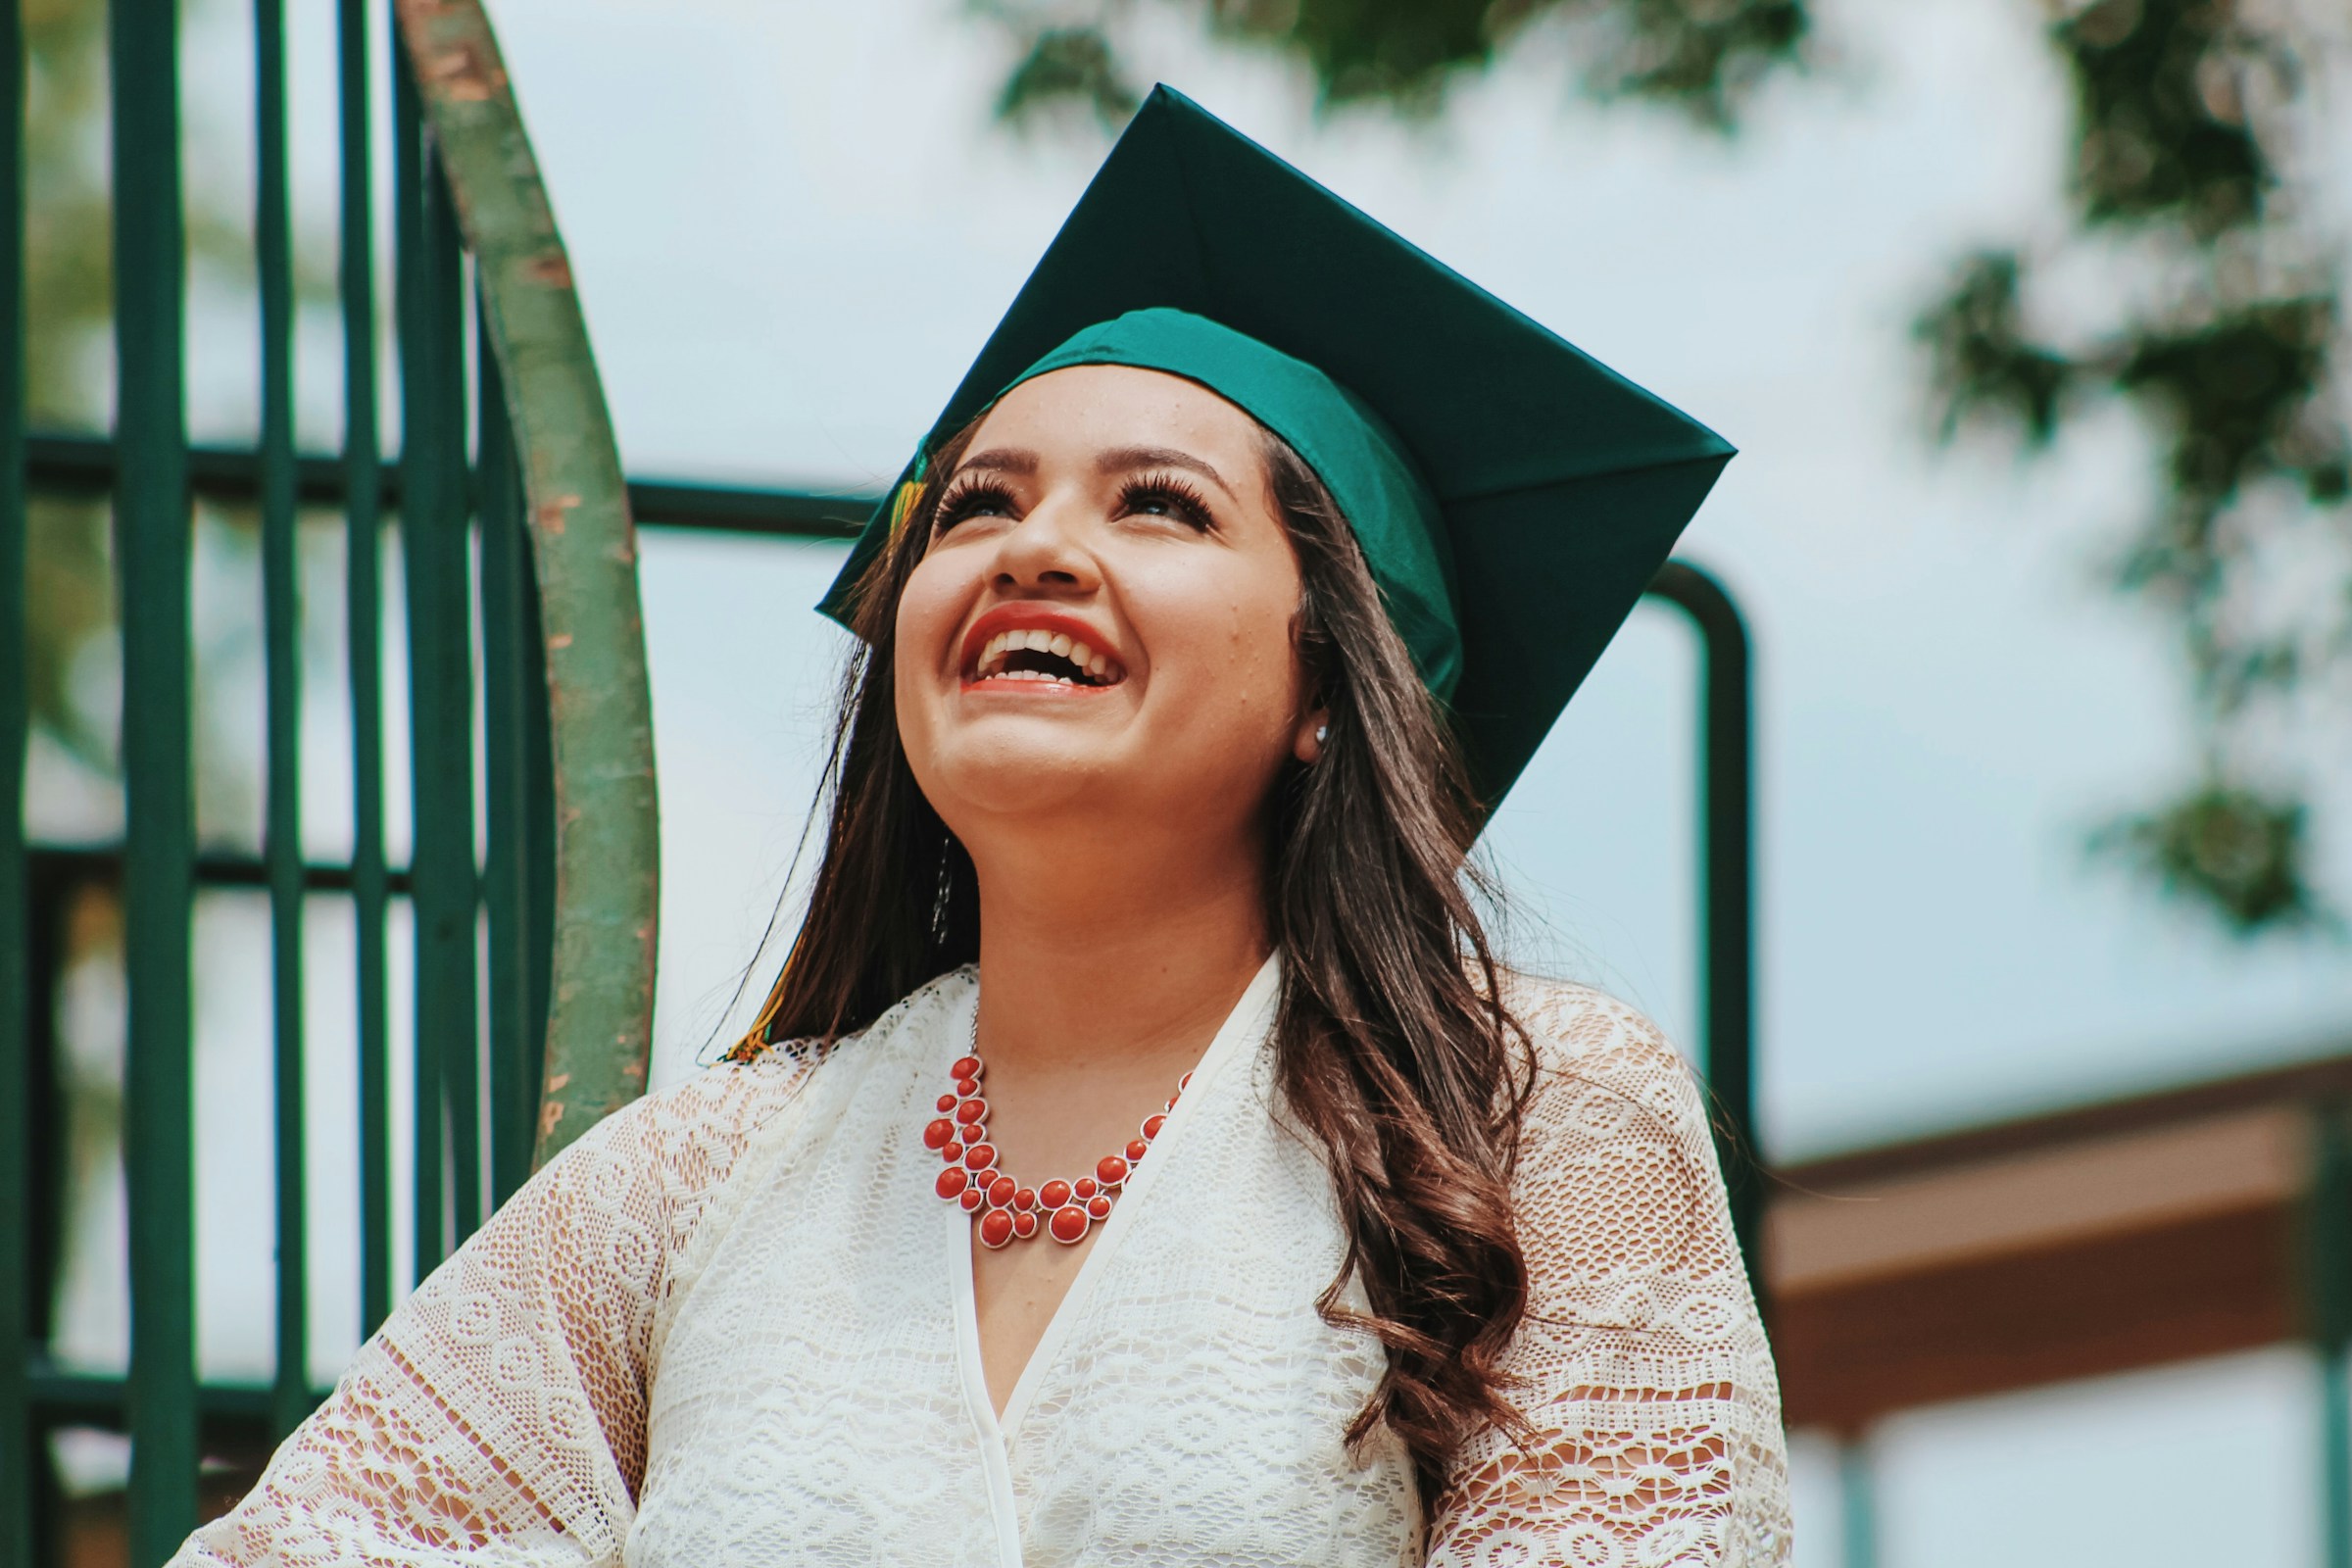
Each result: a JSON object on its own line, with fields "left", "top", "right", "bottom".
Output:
{"left": 965, "top": 827, "right": 1271, "bottom": 1075}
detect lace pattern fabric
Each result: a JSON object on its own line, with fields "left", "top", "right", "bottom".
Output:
{"left": 1424, "top": 977, "right": 1789, "bottom": 1567}
{"left": 173, "top": 1056, "right": 811, "bottom": 1566}
{"left": 172, "top": 971, "right": 1787, "bottom": 1567}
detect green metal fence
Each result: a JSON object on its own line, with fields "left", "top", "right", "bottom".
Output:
{"left": 0, "top": 0, "right": 662, "bottom": 1559}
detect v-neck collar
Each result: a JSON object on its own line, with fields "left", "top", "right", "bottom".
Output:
{"left": 945, "top": 953, "right": 1284, "bottom": 1452}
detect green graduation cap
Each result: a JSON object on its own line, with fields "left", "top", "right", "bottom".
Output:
{"left": 820, "top": 84, "right": 1733, "bottom": 805}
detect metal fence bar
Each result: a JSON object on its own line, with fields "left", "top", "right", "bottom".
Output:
{"left": 24, "top": 844, "right": 414, "bottom": 897}
{"left": 21, "top": 430, "right": 881, "bottom": 539}
{"left": 476, "top": 302, "right": 548, "bottom": 1208}
{"left": 1641, "top": 561, "right": 1763, "bottom": 1303}
{"left": 111, "top": 0, "right": 200, "bottom": 1555}
{"left": 395, "top": 59, "right": 488, "bottom": 1276}
{"left": 0, "top": 0, "right": 30, "bottom": 1553}
{"left": 255, "top": 0, "right": 310, "bottom": 1444}
{"left": 342, "top": 0, "right": 395, "bottom": 1340}
{"left": 2309, "top": 1105, "right": 2352, "bottom": 1568}
{"left": 428, "top": 160, "right": 481, "bottom": 1249}
{"left": 1839, "top": 1435, "right": 1880, "bottom": 1568}
{"left": 391, "top": 40, "right": 442, "bottom": 1286}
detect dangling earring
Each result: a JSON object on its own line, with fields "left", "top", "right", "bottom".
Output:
{"left": 1315, "top": 722, "right": 1328, "bottom": 746}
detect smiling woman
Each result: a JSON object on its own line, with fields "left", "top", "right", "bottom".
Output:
{"left": 172, "top": 88, "right": 1788, "bottom": 1568}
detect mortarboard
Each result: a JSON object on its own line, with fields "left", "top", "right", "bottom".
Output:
{"left": 819, "top": 85, "right": 1733, "bottom": 806}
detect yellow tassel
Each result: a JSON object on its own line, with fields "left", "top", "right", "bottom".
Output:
{"left": 888, "top": 475, "right": 926, "bottom": 536}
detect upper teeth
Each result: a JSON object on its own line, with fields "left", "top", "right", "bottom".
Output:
{"left": 974, "top": 627, "right": 1119, "bottom": 683}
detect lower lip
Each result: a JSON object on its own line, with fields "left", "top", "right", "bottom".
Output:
{"left": 958, "top": 674, "right": 1121, "bottom": 696}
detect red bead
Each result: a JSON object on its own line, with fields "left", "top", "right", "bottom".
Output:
{"left": 1179, "top": 1070, "right": 1193, "bottom": 1091}
{"left": 924, "top": 1118, "right": 956, "bottom": 1150}
{"left": 936, "top": 1167, "right": 968, "bottom": 1200}
{"left": 1096, "top": 1155, "right": 1129, "bottom": 1189}
{"left": 963, "top": 1143, "right": 997, "bottom": 1172}
{"left": 955, "top": 1098, "right": 988, "bottom": 1126}
{"left": 1074, "top": 1177, "right": 1098, "bottom": 1200}
{"left": 1013, "top": 1187, "right": 1038, "bottom": 1212}
{"left": 955, "top": 1077, "right": 981, "bottom": 1100}
{"left": 960, "top": 1186, "right": 985, "bottom": 1212}
{"left": 1142, "top": 1114, "right": 1167, "bottom": 1140}
{"left": 1040, "top": 1179, "right": 1073, "bottom": 1209}
{"left": 1165, "top": 1096, "right": 1178, "bottom": 1111}
{"left": 1086, "top": 1194, "right": 1112, "bottom": 1220}
{"left": 943, "top": 1140, "right": 966, "bottom": 1164}
{"left": 937, "top": 1094, "right": 956, "bottom": 1113}
{"left": 978, "top": 1209, "right": 1015, "bottom": 1250}
{"left": 988, "top": 1176, "right": 1017, "bottom": 1208}
{"left": 1048, "top": 1204, "right": 1090, "bottom": 1244}
{"left": 952, "top": 1054, "right": 983, "bottom": 1082}
{"left": 1011, "top": 1209, "right": 1039, "bottom": 1240}
{"left": 1125, "top": 1139, "right": 1151, "bottom": 1162}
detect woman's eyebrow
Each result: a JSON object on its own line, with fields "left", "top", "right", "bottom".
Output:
{"left": 1096, "top": 444, "right": 1235, "bottom": 500}
{"left": 955, "top": 447, "right": 1039, "bottom": 477}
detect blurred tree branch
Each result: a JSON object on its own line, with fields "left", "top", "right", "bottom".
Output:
{"left": 1916, "top": 0, "right": 2349, "bottom": 935}
{"left": 977, "top": 0, "right": 1811, "bottom": 130}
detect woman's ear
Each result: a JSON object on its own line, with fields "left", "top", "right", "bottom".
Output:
{"left": 1294, "top": 704, "right": 1331, "bottom": 765}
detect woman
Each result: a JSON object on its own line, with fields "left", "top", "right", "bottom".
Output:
{"left": 179, "top": 89, "right": 1787, "bottom": 1567}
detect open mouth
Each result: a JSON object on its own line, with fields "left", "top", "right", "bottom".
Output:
{"left": 967, "top": 626, "right": 1125, "bottom": 688}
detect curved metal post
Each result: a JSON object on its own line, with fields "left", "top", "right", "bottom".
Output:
{"left": 1642, "top": 560, "right": 1763, "bottom": 1307}
{"left": 392, "top": 0, "right": 659, "bottom": 1167}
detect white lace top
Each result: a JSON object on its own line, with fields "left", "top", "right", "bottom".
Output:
{"left": 173, "top": 961, "right": 1788, "bottom": 1567}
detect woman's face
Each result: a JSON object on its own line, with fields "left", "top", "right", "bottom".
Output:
{"left": 895, "top": 365, "right": 1323, "bottom": 853}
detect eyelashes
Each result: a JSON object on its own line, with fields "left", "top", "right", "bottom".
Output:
{"left": 1115, "top": 473, "right": 1214, "bottom": 531}
{"left": 930, "top": 472, "right": 1217, "bottom": 535}
{"left": 933, "top": 478, "right": 1018, "bottom": 531}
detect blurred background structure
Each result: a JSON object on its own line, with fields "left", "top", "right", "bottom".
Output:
{"left": 4, "top": 1, "right": 2352, "bottom": 1565}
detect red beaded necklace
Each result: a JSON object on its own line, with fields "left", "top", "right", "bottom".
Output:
{"left": 926, "top": 1042, "right": 1190, "bottom": 1250}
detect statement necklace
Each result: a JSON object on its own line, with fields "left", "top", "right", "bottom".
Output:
{"left": 927, "top": 1042, "right": 1190, "bottom": 1249}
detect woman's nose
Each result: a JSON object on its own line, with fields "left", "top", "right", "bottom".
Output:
{"left": 987, "top": 492, "right": 1100, "bottom": 594}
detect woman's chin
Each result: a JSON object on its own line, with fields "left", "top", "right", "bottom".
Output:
{"left": 922, "top": 734, "right": 1127, "bottom": 818}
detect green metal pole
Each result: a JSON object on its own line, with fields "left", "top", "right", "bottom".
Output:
{"left": 1839, "top": 1433, "right": 1879, "bottom": 1568}
{"left": 0, "top": 0, "right": 33, "bottom": 1555}
{"left": 2310, "top": 1107, "right": 2352, "bottom": 1568}
{"left": 391, "top": 34, "right": 438, "bottom": 1282}
{"left": 477, "top": 297, "right": 551, "bottom": 1209}
{"left": 2326, "top": 1347, "right": 2351, "bottom": 1568}
{"left": 111, "top": 0, "right": 199, "bottom": 1555}
{"left": 395, "top": 50, "right": 479, "bottom": 1271}
{"left": 255, "top": 0, "right": 310, "bottom": 1441}
{"left": 395, "top": 0, "right": 659, "bottom": 1167}
{"left": 1644, "top": 562, "right": 1764, "bottom": 1306}
{"left": 340, "top": 0, "right": 394, "bottom": 1337}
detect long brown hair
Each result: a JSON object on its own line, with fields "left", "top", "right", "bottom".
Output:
{"left": 745, "top": 416, "right": 1539, "bottom": 1497}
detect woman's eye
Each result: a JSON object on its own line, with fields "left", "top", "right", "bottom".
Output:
{"left": 935, "top": 485, "right": 1016, "bottom": 530}
{"left": 1118, "top": 479, "right": 1212, "bottom": 530}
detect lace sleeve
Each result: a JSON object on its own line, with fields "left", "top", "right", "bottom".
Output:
{"left": 171, "top": 1055, "right": 808, "bottom": 1567}
{"left": 1426, "top": 979, "right": 1791, "bottom": 1568}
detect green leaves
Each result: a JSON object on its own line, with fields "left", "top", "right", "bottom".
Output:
{"left": 1912, "top": 0, "right": 2347, "bottom": 936}
{"left": 1916, "top": 251, "right": 2079, "bottom": 448}
{"left": 2092, "top": 784, "right": 2329, "bottom": 935}
{"left": 996, "top": 24, "right": 1143, "bottom": 130}
{"left": 981, "top": 0, "right": 1810, "bottom": 130}
{"left": 2055, "top": 0, "right": 2274, "bottom": 235}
